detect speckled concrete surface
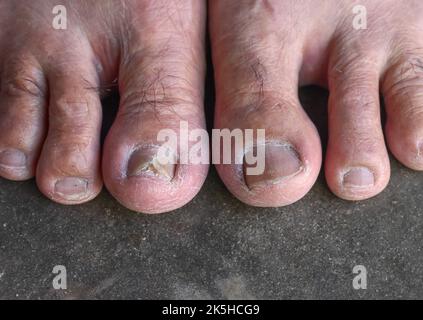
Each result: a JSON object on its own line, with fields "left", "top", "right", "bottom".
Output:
{"left": 0, "top": 86, "right": 422, "bottom": 300}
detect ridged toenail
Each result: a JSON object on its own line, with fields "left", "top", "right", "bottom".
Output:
{"left": 127, "top": 145, "right": 176, "bottom": 180}
{"left": 54, "top": 177, "right": 88, "bottom": 200}
{"left": 342, "top": 167, "right": 374, "bottom": 188}
{"left": 244, "top": 143, "right": 303, "bottom": 189}
{"left": 0, "top": 149, "right": 27, "bottom": 169}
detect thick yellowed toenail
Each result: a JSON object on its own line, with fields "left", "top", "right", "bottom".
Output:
{"left": 244, "top": 143, "right": 303, "bottom": 189}
{"left": 127, "top": 146, "right": 176, "bottom": 181}
{"left": 342, "top": 167, "right": 374, "bottom": 188}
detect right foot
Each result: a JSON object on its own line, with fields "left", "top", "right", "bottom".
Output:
{"left": 210, "top": 0, "right": 423, "bottom": 206}
{"left": 0, "top": 0, "right": 208, "bottom": 213}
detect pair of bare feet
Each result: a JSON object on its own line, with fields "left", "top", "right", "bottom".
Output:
{"left": 0, "top": 0, "right": 422, "bottom": 214}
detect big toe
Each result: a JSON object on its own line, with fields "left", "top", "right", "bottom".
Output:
{"left": 103, "top": 0, "right": 208, "bottom": 214}
{"left": 209, "top": 1, "right": 321, "bottom": 207}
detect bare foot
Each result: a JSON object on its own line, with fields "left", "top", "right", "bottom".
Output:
{"left": 0, "top": 0, "right": 208, "bottom": 213}
{"left": 209, "top": 0, "right": 423, "bottom": 206}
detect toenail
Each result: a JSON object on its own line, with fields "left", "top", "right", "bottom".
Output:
{"left": 418, "top": 141, "right": 423, "bottom": 158}
{"left": 127, "top": 145, "right": 176, "bottom": 181}
{"left": 244, "top": 143, "right": 303, "bottom": 189}
{"left": 342, "top": 167, "right": 374, "bottom": 188}
{"left": 0, "top": 149, "right": 27, "bottom": 169}
{"left": 54, "top": 177, "right": 88, "bottom": 200}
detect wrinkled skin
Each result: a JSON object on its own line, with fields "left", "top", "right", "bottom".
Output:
{"left": 0, "top": 0, "right": 422, "bottom": 213}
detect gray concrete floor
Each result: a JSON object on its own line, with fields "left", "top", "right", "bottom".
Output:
{"left": 0, "top": 86, "right": 422, "bottom": 300}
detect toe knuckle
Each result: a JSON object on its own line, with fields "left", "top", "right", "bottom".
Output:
{"left": 51, "top": 100, "right": 98, "bottom": 129}
{"left": 337, "top": 90, "right": 378, "bottom": 111}
{"left": 384, "top": 53, "right": 423, "bottom": 98}
{"left": 3, "top": 76, "right": 45, "bottom": 99}
{"left": 55, "top": 144, "right": 91, "bottom": 173}
{"left": 49, "top": 102, "right": 97, "bottom": 139}
{"left": 1, "top": 56, "right": 46, "bottom": 99}
{"left": 400, "top": 102, "right": 423, "bottom": 122}
{"left": 54, "top": 100, "right": 89, "bottom": 117}
{"left": 119, "top": 83, "right": 200, "bottom": 123}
